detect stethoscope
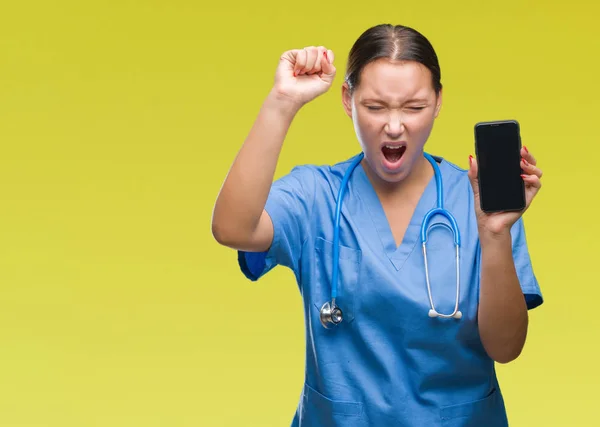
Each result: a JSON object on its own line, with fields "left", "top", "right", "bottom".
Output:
{"left": 319, "top": 152, "right": 463, "bottom": 329}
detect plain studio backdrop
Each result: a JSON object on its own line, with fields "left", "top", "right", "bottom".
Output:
{"left": 0, "top": 1, "right": 597, "bottom": 425}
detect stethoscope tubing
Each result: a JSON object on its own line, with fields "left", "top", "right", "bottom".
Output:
{"left": 321, "top": 152, "right": 463, "bottom": 328}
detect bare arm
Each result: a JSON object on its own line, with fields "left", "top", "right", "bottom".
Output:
{"left": 211, "top": 46, "right": 336, "bottom": 252}
{"left": 211, "top": 91, "right": 301, "bottom": 252}
{"left": 468, "top": 149, "right": 543, "bottom": 364}
{"left": 477, "top": 230, "right": 528, "bottom": 364}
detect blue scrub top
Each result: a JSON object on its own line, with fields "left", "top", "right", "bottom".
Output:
{"left": 237, "top": 154, "right": 543, "bottom": 427}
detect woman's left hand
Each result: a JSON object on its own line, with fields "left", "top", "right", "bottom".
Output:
{"left": 468, "top": 146, "right": 543, "bottom": 236}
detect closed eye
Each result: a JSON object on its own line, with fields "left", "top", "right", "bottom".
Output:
{"left": 365, "top": 105, "right": 426, "bottom": 112}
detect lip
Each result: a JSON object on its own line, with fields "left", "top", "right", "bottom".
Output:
{"left": 380, "top": 141, "right": 407, "bottom": 149}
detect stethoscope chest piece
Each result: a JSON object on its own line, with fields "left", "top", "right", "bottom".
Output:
{"left": 320, "top": 301, "right": 343, "bottom": 329}
{"left": 428, "top": 308, "right": 463, "bottom": 319}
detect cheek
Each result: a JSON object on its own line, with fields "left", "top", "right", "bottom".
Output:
{"left": 405, "top": 115, "right": 435, "bottom": 138}
{"left": 354, "top": 112, "right": 380, "bottom": 141}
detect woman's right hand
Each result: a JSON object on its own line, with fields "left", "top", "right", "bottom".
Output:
{"left": 271, "top": 46, "right": 336, "bottom": 108}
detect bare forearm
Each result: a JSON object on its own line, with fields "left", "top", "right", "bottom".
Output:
{"left": 212, "top": 90, "right": 302, "bottom": 241}
{"left": 478, "top": 229, "right": 528, "bottom": 363}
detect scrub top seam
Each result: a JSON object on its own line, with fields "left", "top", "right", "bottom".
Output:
{"left": 302, "top": 165, "right": 319, "bottom": 252}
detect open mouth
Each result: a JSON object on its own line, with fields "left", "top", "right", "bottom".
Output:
{"left": 381, "top": 145, "right": 406, "bottom": 163}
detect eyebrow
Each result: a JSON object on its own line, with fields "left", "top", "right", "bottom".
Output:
{"left": 362, "top": 97, "right": 430, "bottom": 104}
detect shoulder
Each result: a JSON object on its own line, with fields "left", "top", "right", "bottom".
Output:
{"left": 436, "top": 155, "right": 473, "bottom": 191}
{"left": 433, "top": 154, "right": 478, "bottom": 214}
{"left": 276, "top": 153, "right": 364, "bottom": 193}
{"left": 297, "top": 154, "right": 363, "bottom": 177}
{"left": 436, "top": 155, "right": 470, "bottom": 183}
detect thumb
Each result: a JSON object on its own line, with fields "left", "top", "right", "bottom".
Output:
{"left": 467, "top": 154, "right": 480, "bottom": 199}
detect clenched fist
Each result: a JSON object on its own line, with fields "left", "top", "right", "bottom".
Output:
{"left": 272, "top": 46, "right": 337, "bottom": 108}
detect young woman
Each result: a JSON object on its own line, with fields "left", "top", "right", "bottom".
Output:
{"left": 212, "top": 23, "right": 543, "bottom": 427}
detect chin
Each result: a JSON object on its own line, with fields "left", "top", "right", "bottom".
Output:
{"left": 377, "top": 168, "right": 410, "bottom": 184}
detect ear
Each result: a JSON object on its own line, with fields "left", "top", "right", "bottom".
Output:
{"left": 434, "top": 89, "right": 443, "bottom": 118}
{"left": 341, "top": 82, "right": 353, "bottom": 118}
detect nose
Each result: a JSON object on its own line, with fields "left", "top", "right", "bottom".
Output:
{"left": 385, "top": 111, "right": 404, "bottom": 138}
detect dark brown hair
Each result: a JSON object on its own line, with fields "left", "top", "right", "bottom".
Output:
{"left": 345, "top": 24, "right": 442, "bottom": 95}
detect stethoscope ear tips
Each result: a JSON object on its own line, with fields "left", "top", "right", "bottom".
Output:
{"left": 428, "top": 309, "right": 437, "bottom": 318}
{"left": 320, "top": 301, "right": 343, "bottom": 329}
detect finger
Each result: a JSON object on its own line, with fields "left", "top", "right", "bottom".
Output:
{"left": 326, "top": 49, "right": 335, "bottom": 64}
{"left": 521, "top": 173, "right": 542, "bottom": 190}
{"left": 280, "top": 49, "right": 299, "bottom": 67}
{"left": 294, "top": 49, "right": 307, "bottom": 76}
{"left": 523, "top": 174, "right": 542, "bottom": 209}
{"left": 320, "top": 49, "right": 336, "bottom": 78}
{"left": 312, "top": 46, "right": 327, "bottom": 74}
{"left": 521, "top": 145, "right": 537, "bottom": 165}
{"left": 521, "top": 157, "right": 543, "bottom": 178}
{"left": 302, "top": 47, "right": 318, "bottom": 74}
{"left": 467, "top": 154, "right": 478, "bottom": 181}
{"left": 467, "top": 154, "right": 481, "bottom": 201}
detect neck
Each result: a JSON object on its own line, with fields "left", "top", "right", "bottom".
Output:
{"left": 364, "top": 155, "right": 434, "bottom": 202}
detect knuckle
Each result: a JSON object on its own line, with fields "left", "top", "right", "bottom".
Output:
{"left": 298, "top": 52, "right": 307, "bottom": 66}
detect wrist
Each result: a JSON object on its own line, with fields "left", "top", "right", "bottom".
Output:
{"left": 265, "top": 88, "right": 304, "bottom": 117}
{"left": 478, "top": 226, "right": 512, "bottom": 247}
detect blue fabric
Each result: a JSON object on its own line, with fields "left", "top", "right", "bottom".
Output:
{"left": 238, "top": 154, "right": 543, "bottom": 426}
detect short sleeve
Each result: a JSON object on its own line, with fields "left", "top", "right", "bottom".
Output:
{"left": 510, "top": 217, "right": 543, "bottom": 310}
{"left": 237, "top": 165, "right": 317, "bottom": 282}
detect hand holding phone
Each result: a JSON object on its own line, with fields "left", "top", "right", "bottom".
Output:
{"left": 474, "top": 120, "right": 526, "bottom": 213}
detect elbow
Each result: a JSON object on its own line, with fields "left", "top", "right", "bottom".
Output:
{"left": 211, "top": 209, "right": 230, "bottom": 245}
{"left": 212, "top": 219, "right": 233, "bottom": 247}
{"left": 485, "top": 338, "right": 526, "bottom": 364}
{"left": 211, "top": 202, "right": 240, "bottom": 247}
{"left": 492, "top": 348, "right": 523, "bottom": 364}
{"left": 211, "top": 223, "right": 223, "bottom": 244}
{"left": 211, "top": 200, "right": 248, "bottom": 248}
{"left": 211, "top": 217, "right": 251, "bottom": 249}
{"left": 481, "top": 331, "right": 527, "bottom": 365}
{"left": 212, "top": 209, "right": 267, "bottom": 252}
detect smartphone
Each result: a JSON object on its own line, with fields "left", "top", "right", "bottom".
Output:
{"left": 474, "top": 120, "right": 525, "bottom": 213}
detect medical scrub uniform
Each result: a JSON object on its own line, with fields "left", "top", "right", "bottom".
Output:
{"left": 237, "top": 154, "right": 543, "bottom": 427}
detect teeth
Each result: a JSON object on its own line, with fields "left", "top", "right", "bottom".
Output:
{"left": 385, "top": 145, "right": 402, "bottom": 149}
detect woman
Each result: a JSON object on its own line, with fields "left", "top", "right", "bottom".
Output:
{"left": 212, "top": 23, "right": 543, "bottom": 427}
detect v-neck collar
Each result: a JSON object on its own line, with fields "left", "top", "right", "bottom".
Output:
{"left": 349, "top": 155, "right": 446, "bottom": 271}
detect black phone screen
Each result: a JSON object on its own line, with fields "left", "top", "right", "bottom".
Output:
{"left": 474, "top": 121, "right": 525, "bottom": 212}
